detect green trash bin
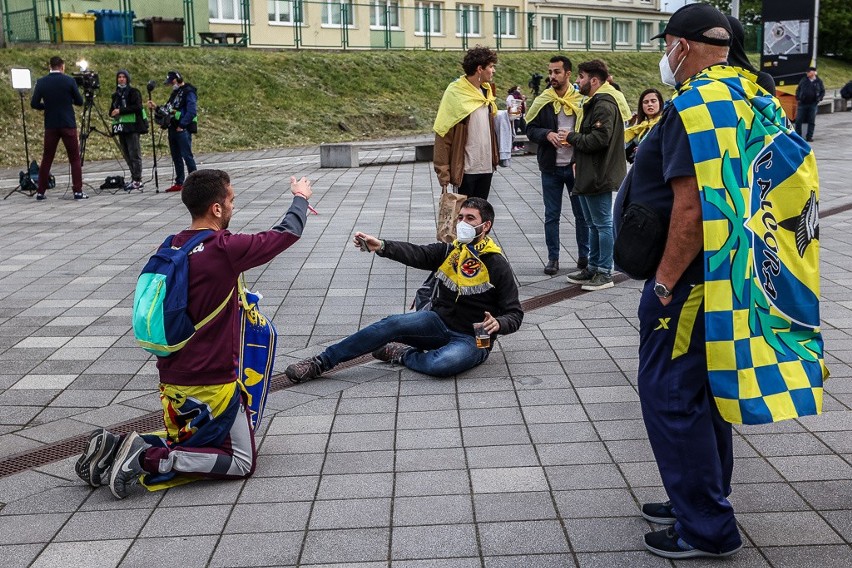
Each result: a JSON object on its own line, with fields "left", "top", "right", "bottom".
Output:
{"left": 133, "top": 20, "right": 149, "bottom": 44}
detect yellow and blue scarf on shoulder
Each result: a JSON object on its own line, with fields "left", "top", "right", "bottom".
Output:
{"left": 672, "top": 65, "right": 828, "bottom": 425}
{"left": 436, "top": 236, "right": 502, "bottom": 297}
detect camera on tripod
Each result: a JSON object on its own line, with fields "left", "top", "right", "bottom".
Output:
{"left": 72, "top": 60, "right": 100, "bottom": 98}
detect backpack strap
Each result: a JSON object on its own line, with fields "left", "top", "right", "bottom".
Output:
{"left": 194, "top": 287, "right": 234, "bottom": 330}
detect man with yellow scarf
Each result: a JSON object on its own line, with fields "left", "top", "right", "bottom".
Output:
{"left": 433, "top": 46, "right": 500, "bottom": 200}
{"left": 564, "top": 59, "right": 626, "bottom": 291}
{"left": 285, "top": 197, "right": 523, "bottom": 382}
{"left": 525, "top": 55, "right": 589, "bottom": 276}
{"left": 630, "top": 3, "right": 825, "bottom": 559}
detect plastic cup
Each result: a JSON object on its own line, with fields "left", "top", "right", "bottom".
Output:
{"left": 473, "top": 322, "right": 490, "bottom": 349}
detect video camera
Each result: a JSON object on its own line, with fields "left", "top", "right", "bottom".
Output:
{"left": 72, "top": 60, "right": 100, "bottom": 98}
{"left": 153, "top": 103, "right": 173, "bottom": 129}
{"left": 528, "top": 72, "right": 544, "bottom": 97}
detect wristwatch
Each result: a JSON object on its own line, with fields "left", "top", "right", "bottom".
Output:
{"left": 654, "top": 281, "right": 673, "bottom": 299}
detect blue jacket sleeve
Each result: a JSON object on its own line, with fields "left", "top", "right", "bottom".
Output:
{"left": 181, "top": 90, "right": 197, "bottom": 128}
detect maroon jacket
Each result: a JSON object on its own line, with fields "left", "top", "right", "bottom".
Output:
{"left": 156, "top": 197, "right": 308, "bottom": 386}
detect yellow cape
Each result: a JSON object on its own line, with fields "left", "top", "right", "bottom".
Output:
{"left": 433, "top": 76, "right": 498, "bottom": 137}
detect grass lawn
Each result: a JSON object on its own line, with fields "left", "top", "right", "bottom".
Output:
{"left": 1, "top": 46, "right": 850, "bottom": 168}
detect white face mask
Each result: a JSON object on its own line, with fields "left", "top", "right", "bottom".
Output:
{"left": 456, "top": 221, "right": 485, "bottom": 244}
{"left": 659, "top": 41, "right": 688, "bottom": 87}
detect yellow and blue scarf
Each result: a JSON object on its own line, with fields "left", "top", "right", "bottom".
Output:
{"left": 433, "top": 76, "right": 497, "bottom": 137}
{"left": 524, "top": 85, "right": 583, "bottom": 123}
{"left": 436, "top": 236, "right": 502, "bottom": 297}
{"left": 672, "top": 65, "right": 827, "bottom": 425}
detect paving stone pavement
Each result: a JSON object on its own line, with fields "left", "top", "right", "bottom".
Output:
{"left": 0, "top": 111, "right": 851, "bottom": 567}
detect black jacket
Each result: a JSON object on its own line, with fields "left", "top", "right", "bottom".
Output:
{"left": 525, "top": 102, "right": 566, "bottom": 173}
{"left": 378, "top": 240, "right": 523, "bottom": 338}
{"left": 110, "top": 85, "right": 148, "bottom": 134}
{"left": 566, "top": 92, "right": 626, "bottom": 195}
{"left": 796, "top": 76, "right": 825, "bottom": 105}
{"left": 30, "top": 72, "right": 83, "bottom": 129}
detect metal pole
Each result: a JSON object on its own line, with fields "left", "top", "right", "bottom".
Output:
{"left": 730, "top": 0, "right": 740, "bottom": 19}
{"left": 811, "top": 0, "right": 819, "bottom": 68}
{"left": 20, "top": 92, "right": 31, "bottom": 166}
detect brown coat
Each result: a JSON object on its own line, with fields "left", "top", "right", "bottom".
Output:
{"left": 433, "top": 112, "right": 499, "bottom": 188}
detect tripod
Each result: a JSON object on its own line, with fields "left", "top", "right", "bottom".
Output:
{"left": 3, "top": 91, "right": 37, "bottom": 200}
{"left": 146, "top": 81, "right": 161, "bottom": 192}
{"left": 79, "top": 89, "right": 123, "bottom": 167}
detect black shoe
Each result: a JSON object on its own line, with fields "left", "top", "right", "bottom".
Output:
{"left": 36, "top": 193, "right": 46, "bottom": 201}
{"left": 576, "top": 257, "right": 588, "bottom": 270}
{"left": 372, "top": 342, "right": 413, "bottom": 365}
{"left": 806, "top": 137, "right": 813, "bottom": 142}
{"left": 565, "top": 267, "right": 594, "bottom": 284}
{"left": 641, "top": 500, "right": 676, "bottom": 525}
{"left": 544, "top": 259, "right": 559, "bottom": 275}
{"left": 499, "top": 159, "right": 510, "bottom": 168}
{"left": 73, "top": 192, "right": 89, "bottom": 200}
{"left": 284, "top": 357, "right": 324, "bottom": 383}
{"left": 644, "top": 527, "right": 742, "bottom": 559}
{"left": 75, "top": 428, "right": 121, "bottom": 487}
{"left": 108, "top": 431, "right": 150, "bottom": 499}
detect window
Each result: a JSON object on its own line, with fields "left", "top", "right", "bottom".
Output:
{"left": 456, "top": 4, "right": 481, "bottom": 36}
{"left": 209, "top": 0, "right": 245, "bottom": 21}
{"left": 566, "top": 18, "right": 584, "bottom": 43}
{"left": 591, "top": 19, "right": 609, "bottom": 43}
{"left": 638, "top": 21, "right": 653, "bottom": 44}
{"left": 370, "top": 1, "right": 400, "bottom": 28}
{"left": 494, "top": 7, "right": 516, "bottom": 38}
{"left": 323, "top": 1, "right": 354, "bottom": 27}
{"left": 615, "top": 21, "right": 631, "bottom": 45}
{"left": 416, "top": 2, "right": 442, "bottom": 35}
{"left": 268, "top": 0, "right": 301, "bottom": 24}
{"left": 541, "top": 16, "right": 559, "bottom": 43}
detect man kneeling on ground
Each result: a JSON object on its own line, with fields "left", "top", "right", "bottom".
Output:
{"left": 75, "top": 169, "right": 313, "bottom": 499}
{"left": 286, "top": 197, "right": 523, "bottom": 381}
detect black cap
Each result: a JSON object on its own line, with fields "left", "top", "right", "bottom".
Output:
{"left": 164, "top": 70, "right": 182, "bottom": 85}
{"left": 652, "top": 4, "right": 732, "bottom": 46}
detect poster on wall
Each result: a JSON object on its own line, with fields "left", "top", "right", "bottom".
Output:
{"left": 760, "top": 0, "right": 818, "bottom": 88}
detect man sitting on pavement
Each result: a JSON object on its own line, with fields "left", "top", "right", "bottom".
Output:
{"left": 285, "top": 197, "right": 524, "bottom": 381}
{"left": 75, "top": 169, "right": 313, "bottom": 499}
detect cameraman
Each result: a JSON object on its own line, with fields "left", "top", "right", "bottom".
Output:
{"left": 30, "top": 56, "right": 85, "bottom": 201}
{"left": 110, "top": 70, "right": 147, "bottom": 192}
{"left": 148, "top": 70, "right": 197, "bottom": 193}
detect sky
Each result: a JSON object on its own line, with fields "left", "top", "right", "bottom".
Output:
{"left": 662, "top": 0, "right": 690, "bottom": 13}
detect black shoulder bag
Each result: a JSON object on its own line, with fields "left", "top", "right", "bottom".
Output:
{"left": 613, "top": 168, "right": 668, "bottom": 280}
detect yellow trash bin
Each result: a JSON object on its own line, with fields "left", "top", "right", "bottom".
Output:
{"left": 55, "top": 13, "right": 97, "bottom": 43}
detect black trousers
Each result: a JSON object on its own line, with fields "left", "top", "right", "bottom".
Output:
{"left": 458, "top": 172, "right": 493, "bottom": 201}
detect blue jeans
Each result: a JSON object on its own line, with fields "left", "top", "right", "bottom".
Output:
{"left": 794, "top": 102, "right": 817, "bottom": 140}
{"left": 168, "top": 128, "right": 197, "bottom": 184}
{"left": 318, "top": 310, "right": 488, "bottom": 378}
{"left": 541, "top": 167, "right": 589, "bottom": 262}
{"left": 578, "top": 192, "right": 613, "bottom": 275}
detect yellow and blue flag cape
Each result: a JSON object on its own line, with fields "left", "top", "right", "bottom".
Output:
{"left": 672, "top": 65, "right": 828, "bottom": 425}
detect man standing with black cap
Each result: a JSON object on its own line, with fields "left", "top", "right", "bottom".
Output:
{"left": 795, "top": 66, "right": 824, "bottom": 142}
{"left": 149, "top": 70, "right": 197, "bottom": 192}
{"left": 629, "top": 2, "right": 826, "bottom": 560}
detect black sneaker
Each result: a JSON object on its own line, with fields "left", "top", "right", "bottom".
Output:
{"left": 544, "top": 259, "right": 559, "bottom": 275}
{"left": 75, "top": 428, "right": 121, "bottom": 487}
{"left": 36, "top": 193, "right": 47, "bottom": 201}
{"left": 581, "top": 272, "right": 614, "bottom": 291}
{"left": 565, "top": 267, "right": 594, "bottom": 284}
{"left": 644, "top": 527, "right": 742, "bottom": 559}
{"left": 284, "top": 357, "right": 324, "bottom": 383}
{"left": 641, "top": 500, "right": 676, "bottom": 525}
{"left": 372, "top": 342, "right": 413, "bottom": 365}
{"left": 108, "top": 431, "right": 150, "bottom": 499}
{"left": 73, "top": 192, "right": 89, "bottom": 200}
